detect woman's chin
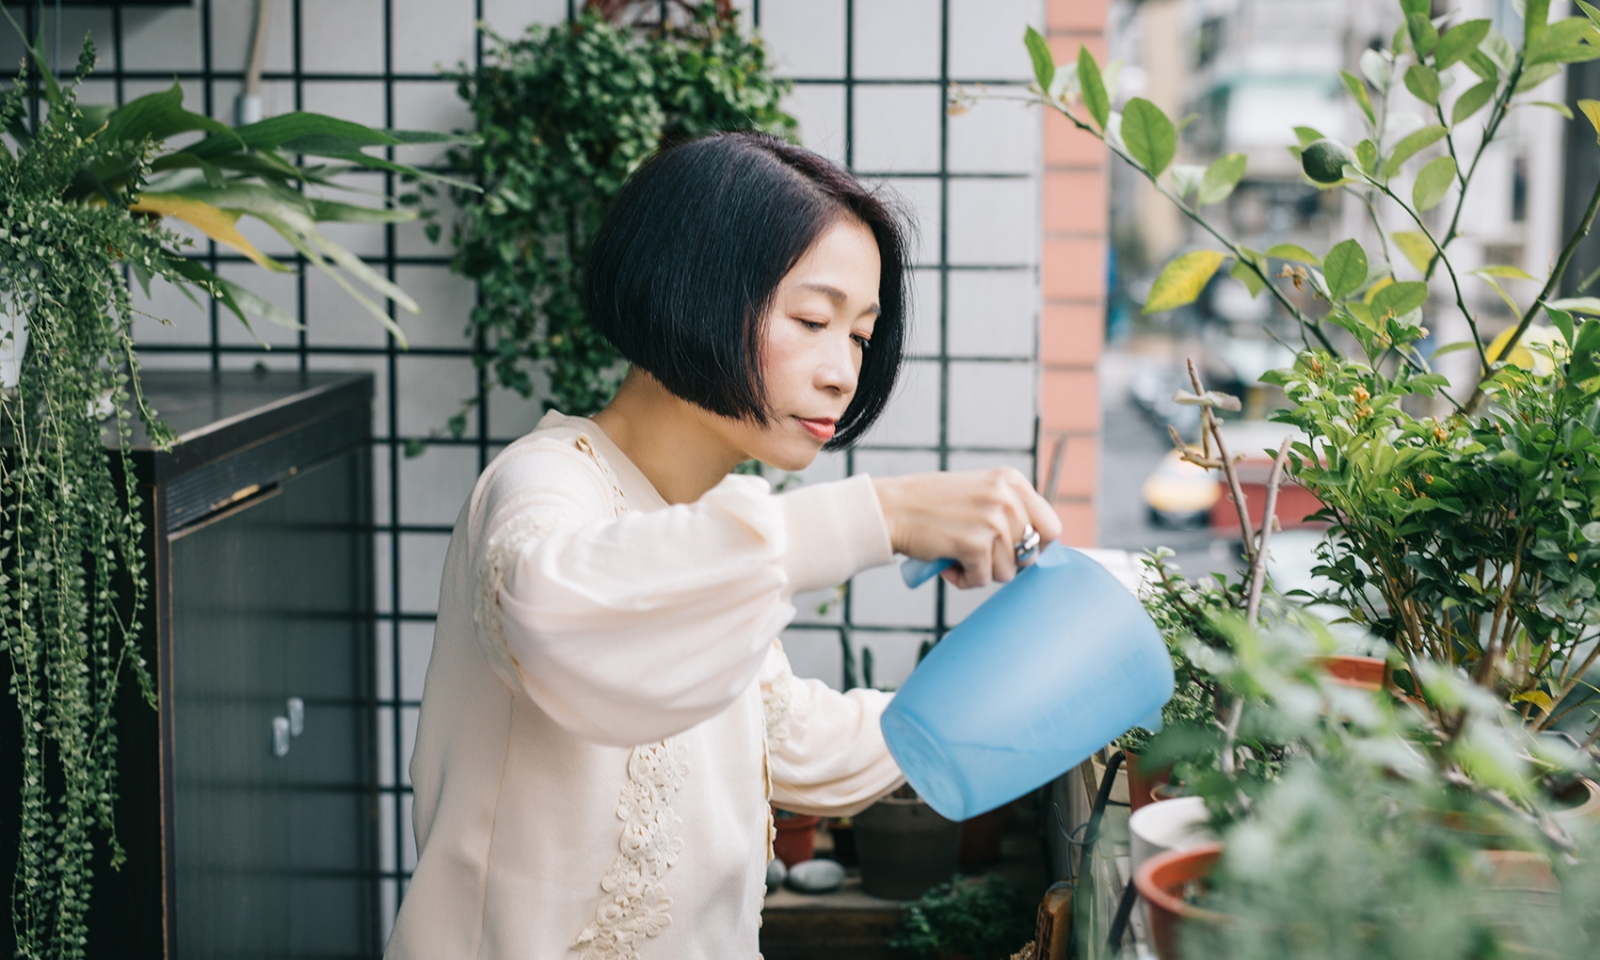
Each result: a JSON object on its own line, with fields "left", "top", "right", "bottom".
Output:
{"left": 747, "top": 441, "right": 820, "bottom": 475}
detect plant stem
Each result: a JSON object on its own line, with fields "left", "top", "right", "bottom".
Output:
{"left": 1467, "top": 166, "right": 1600, "bottom": 410}
{"left": 1431, "top": 52, "right": 1526, "bottom": 277}
{"left": 1049, "top": 101, "right": 1339, "bottom": 354}
{"left": 1246, "top": 437, "right": 1294, "bottom": 627}
{"left": 1188, "top": 359, "right": 1256, "bottom": 559}
{"left": 1374, "top": 180, "right": 1488, "bottom": 371}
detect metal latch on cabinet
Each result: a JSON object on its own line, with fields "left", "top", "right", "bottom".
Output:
{"left": 272, "top": 697, "right": 306, "bottom": 758}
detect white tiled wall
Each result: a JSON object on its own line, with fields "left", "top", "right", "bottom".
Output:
{"left": 14, "top": 0, "right": 1042, "bottom": 925}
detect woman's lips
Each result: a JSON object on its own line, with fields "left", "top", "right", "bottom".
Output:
{"left": 796, "top": 417, "right": 837, "bottom": 441}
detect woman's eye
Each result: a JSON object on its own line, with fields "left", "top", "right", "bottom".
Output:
{"left": 797, "top": 318, "right": 827, "bottom": 332}
{"left": 853, "top": 335, "right": 872, "bottom": 351}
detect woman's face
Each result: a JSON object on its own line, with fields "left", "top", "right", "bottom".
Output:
{"left": 707, "top": 216, "right": 882, "bottom": 472}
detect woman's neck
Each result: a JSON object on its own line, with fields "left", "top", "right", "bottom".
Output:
{"left": 591, "top": 369, "right": 748, "bottom": 505}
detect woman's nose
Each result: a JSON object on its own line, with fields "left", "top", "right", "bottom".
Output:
{"left": 815, "top": 334, "right": 859, "bottom": 396}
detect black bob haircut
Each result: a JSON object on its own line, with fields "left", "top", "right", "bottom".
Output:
{"left": 583, "top": 131, "right": 911, "bottom": 449}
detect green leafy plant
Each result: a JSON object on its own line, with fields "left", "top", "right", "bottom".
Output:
{"left": 1156, "top": 614, "right": 1600, "bottom": 960}
{"left": 0, "top": 10, "right": 465, "bottom": 954}
{"left": 1010, "top": 0, "right": 1600, "bottom": 752}
{"left": 440, "top": 2, "right": 795, "bottom": 428}
{"left": 889, "top": 874, "right": 1037, "bottom": 960}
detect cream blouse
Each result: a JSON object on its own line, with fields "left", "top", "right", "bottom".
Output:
{"left": 384, "top": 412, "right": 905, "bottom": 960}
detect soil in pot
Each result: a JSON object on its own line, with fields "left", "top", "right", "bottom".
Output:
{"left": 957, "top": 802, "right": 1010, "bottom": 865}
{"left": 854, "top": 792, "right": 962, "bottom": 899}
{"left": 772, "top": 810, "right": 820, "bottom": 868}
{"left": 1134, "top": 842, "right": 1228, "bottom": 960}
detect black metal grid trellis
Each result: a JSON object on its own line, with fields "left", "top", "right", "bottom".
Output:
{"left": 12, "top": 0, "right": 1043, "bottom": 939}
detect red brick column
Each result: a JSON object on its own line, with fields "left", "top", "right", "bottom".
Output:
{"left": 1040, "top": 0, "right": 1108, "bottom": 546}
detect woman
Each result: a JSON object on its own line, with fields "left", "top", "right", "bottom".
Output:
{"left": 386, "top": 132, "right": 1061, "bottom": 959}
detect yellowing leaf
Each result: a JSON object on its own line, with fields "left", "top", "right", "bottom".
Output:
{"left": 1363, "top": 276, "right": 1394, "bottom": 304}
{"left": 1512, "top": 689, "right": 1554, "bottom": 713}
{"left": 1392, "top": 230, "right": 1437, "bottom": 274}
{"left": 129, "top": 192, "right": 289, "bottom": 273}
{"left": 1581, "top": 98, "right": 1600, "bottom": 143}
{"left": 1144, "top": 250, "right": 1227, "bottom": 314}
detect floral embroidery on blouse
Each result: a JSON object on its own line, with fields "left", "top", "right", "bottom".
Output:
{"left": 761, "top": 647, "right": 798, "bottom": 745}
{"left": 474, "top": 511, "right": 568, "bottom": 693}
{"left": 571, "top": 737, "right": 691, "bottom": 960}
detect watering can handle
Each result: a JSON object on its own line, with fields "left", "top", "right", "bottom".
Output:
{"left": 900, "top": 525, "right": 1043, "bottom": 589}
{"left": 900, "top": 557, "right": 955, "bottom": 589}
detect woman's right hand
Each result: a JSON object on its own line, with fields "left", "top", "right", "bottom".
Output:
{"left": 872, "top": 468, "right": 1063, "bottom": 589}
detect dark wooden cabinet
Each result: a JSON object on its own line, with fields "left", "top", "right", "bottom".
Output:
{"left": 3, "top": 370, "right": 379, "bottom": 959}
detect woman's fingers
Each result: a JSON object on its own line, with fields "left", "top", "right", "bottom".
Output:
{"left": 871, "top": 468, "right": 1062, "bottom": 588}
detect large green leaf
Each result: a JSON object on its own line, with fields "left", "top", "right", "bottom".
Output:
{"left": 102, "top": 82, "right": 235, "bottom": 146}
{"left": 1404, "top": 64, "right": 1441, "bottom": 106}
{"left": 1527, "top": 16, "right": 1600, "bottom": 65}
{"left": 1527, "top": 0, "right": 1552, "bottom": 49}
{"left": 1435, "top": 19, "right": 1492, "bottom": 69}
{"left": 1341, "top": 71, "right": 1375, "bottom": 125}
{"left": 1413, "top": 155, "right": 1457, "bottom": 212}
{"left": 1197, "top": 152, "right": 1246, "bottom": 205}
{"left": 309, "top": 199, "right": 417, "bottom": 224}
{"left": 1121, "top": 98, "right": 1176, "bottom": 176}
{"left": 1407, "top": 12, "right": 1439, "bottom": 57}
{"left": 184, "top": 112, "right": 406, "bottom": 158}
{"left": 1382, "top": 125, "right": 1447, "bottom": 177}
{"left": 1024, "top": 26, "right": 1054, "bottom": 92}
{"left": 1077, "top": 46, "right": 1110, "bottom": 130}
{"left": 1371, "top": 280, "right": 1430, "bottom": 320}
{"left": 1266, "top": 243, "right": 1321, "bottom": 266}
{"left": 1144, "top": 250, "right": 1227, "bottom": 314}
{"left": 1323, "top": 239, "right": 1369, "bottom": 300}
{"left": 1452, "top": 79, "right": 1497, "bottom": 125}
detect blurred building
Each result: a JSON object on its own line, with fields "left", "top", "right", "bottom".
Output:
{"left": 1109, "top": 0, "right": 1569, "bottom": 394}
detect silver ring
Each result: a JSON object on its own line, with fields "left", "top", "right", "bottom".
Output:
{"left": 1015, "top": 523, "right": 1041, "bottom": 562}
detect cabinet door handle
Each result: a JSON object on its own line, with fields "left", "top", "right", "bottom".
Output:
{"left": 287, "top": 697, "right": 305, "bottom": 737}
{"left": 272, "top": 716, "right": 291, "bottom": 758}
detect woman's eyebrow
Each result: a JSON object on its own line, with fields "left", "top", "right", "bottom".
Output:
{"left": 799, "top": 283, "right": 881, "bottom": 316}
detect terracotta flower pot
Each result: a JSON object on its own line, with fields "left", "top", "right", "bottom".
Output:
{"left": 772, "top": 812, "right": 820, "bottom": 868}
{"left": 957, "top": 803, "right": 1010, "bottom": 865}
{"left": 1127, "top": 751, "right": 1171, "bottom": 812}
{"left": 1134, "top": 842, "right": 1229, "bottom": 960}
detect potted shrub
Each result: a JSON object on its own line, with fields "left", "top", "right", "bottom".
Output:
{"left": 0, "top": 21, "right": 462, "bottom": 955}
{"left": 854, "top": 784, "right": 963, "bottom": 900}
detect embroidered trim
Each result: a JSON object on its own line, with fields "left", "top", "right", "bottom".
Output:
{"left": 573, "top": 738, "right": 691, "bottom": 960}
{"left": 761, "top": 661, "right": 798, "bottom": 745}
{"left": 574, "top": 434, "right": 629, "bottom": 517}
{"left": 473, "top": 511, "right": 568, "bottom": 691}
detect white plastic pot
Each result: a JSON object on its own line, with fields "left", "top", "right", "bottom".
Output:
{"left": 1129, "top": 796, "right": 1215, "bottom": 876}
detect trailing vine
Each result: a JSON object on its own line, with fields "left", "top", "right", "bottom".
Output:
{"left": 0, "top": 46, "right": 180, "bottom": 959}
{"left": 437, "top": 2, "right": 796, "bottom": 428}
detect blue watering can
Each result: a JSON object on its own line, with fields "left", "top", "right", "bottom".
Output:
{"left": 881, "top": 543, "right": 1173, "bottom": 822}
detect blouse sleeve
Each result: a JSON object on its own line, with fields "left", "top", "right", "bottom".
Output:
{"left": 762, "top": 642, "right": 905, "bottom": 817}
{"left": 471, "top": 437, "right": 894, "bottom": 748}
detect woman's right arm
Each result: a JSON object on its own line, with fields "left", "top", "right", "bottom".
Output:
{"left": 472, "top": 439, "right": 894, "bottom": 747}
{"left": 474, "top": 442, "right": 1059, "bottom": 748}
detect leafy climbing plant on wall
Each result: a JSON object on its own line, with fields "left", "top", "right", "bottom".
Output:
{"left": 441, "top": 1, "right": 796, "bottom": 428}
{"left": 0, "top": 10, "right": 466, "bottom": 953}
